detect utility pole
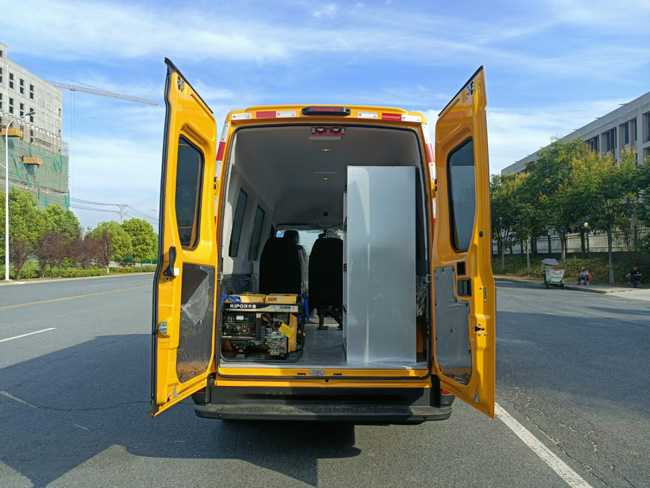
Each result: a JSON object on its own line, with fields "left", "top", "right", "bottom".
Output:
{"left": 117, "top": 204, "right": 128, "bottom": 224}
{"left": 3, "top": 110, "right": 35, "bottom": 280}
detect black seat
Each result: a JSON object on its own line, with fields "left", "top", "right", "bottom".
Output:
{"left": 308, "top": 237, "right": 343, "bottom": 328}
{"left": 259, "top": 238, "right": 303, "bottom": 295}
{"left": 282, "top": 230, "right": 309, "bottom": 294}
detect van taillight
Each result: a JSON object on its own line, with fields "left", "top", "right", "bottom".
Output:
{"left": 302, "top": 106, "right": 351, "bottom": 116}
{"left": 441, "top": 389, "right": 450, "bottom": 394}
{"left": 198, "top": 387, "right": 206, "bottom": 393}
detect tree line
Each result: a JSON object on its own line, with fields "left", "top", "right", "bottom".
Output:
{"left": 491, "top": 140, "right": 650, "bottom": 283}
{"left": 0, "top": 188, "right": 158, "bottom": 279}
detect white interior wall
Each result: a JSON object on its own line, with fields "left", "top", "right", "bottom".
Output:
{"left": 220, "top": 126, "right": 422, "bottom": 287}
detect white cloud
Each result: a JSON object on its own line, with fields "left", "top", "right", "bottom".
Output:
{"left": 418, "top": 98, "right": 630, "bottom": 176}
{"left": 3, "top": 0, "right": 641, "bottom": 79}
{"left": 312, "top": 4, "right": 338, "bottom": 19}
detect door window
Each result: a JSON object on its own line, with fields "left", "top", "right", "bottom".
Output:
{"left": 248, "top": 206, "right": 265, "bottom": 259}
{"left": 447, "top": 139, "right": 476, "bottom": 252}
{"left": 175, "top": 136, "right": 204, "bottom": 249}
{"left": 229, "top": 189, "right": 248, "bottom": 257}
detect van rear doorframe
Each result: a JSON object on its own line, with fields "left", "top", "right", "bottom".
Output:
{"left": 214, "top": 123, "right": 434, "bottom": 381}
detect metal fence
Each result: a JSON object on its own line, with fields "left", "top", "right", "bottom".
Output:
{"left": 492, "top": 227, "right": 649, "bottom": 255}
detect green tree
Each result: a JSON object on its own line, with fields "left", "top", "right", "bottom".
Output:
{"left": 490, "top": 174, "right": 517, "bottom": 272}
{"left": 0, "top": 189, "right": 43, "bottom": 279}
{"left": 509, "top": 172, "right": 547, "bottom": 275}
{"left": 525, "top": 139, "right": 593, "bottom": 266}
{"left": 88, "top": 221, "right": 132, "bottom": 265}
{"left": 121, "top": 218, "right": 158, "bottom": 264}
{"left": 636, "top": 153, "right": 650, "bottom": 255}
{"left": 571, "top": 149, "right": 638, "bottom": 283}
{"left": 41, "top": 205, "right": 82, "bottom": 243}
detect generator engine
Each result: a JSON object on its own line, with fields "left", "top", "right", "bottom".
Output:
{"left": 221, "top": 293, "right": 304, "bottom": 360}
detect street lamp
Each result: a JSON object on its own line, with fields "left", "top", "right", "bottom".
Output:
{"left": 3, "top": 110, "right": 35, "bottom": 280}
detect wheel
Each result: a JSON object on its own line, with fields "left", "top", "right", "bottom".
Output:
{"left": 560, "top": 283, "right": 564, "bottom": 289}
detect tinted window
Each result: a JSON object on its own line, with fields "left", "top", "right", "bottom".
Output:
{"left": 229, "top": 189, "right": 248, "bottom": 257}
{"left": 248, "top": 206, "right": 265, "bottom": 259}
{"left": 447, "top": 139, "right": 476, "bottom": 252}
{"left": 175, "top": 136, "right": 204, "bottom": 248}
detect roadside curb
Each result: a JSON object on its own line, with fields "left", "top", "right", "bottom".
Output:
{"left": 0, "top": 272, "right": 154, "bottom": 287}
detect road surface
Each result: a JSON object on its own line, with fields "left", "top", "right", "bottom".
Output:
{"left": 1, "top": 274, "right": 648, "bottom": 487}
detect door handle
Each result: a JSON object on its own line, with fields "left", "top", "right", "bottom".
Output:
{"left": 162, "top": 246, "right": 179, "bottom": 277}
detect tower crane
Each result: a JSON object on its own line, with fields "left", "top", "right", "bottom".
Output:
{"left": 48, "top": 81, "right": 158, "bottom": 106}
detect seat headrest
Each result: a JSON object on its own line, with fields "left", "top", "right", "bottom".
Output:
{"left": 283, "top": 230, "right": 300, "bottom": 245}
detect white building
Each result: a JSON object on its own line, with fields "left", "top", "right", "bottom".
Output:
{"left": 0, "top": 41, "right": 64, "bottom": 152}
{"left": 503, "top": 91, "right": 650, "bottom": 175}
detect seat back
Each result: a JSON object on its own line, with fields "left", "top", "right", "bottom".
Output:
{"left": 259, "top": 238, "right": 303, "bottom": 294}
{"left": 308, "top": 238, "right": 343, "bottom": 308}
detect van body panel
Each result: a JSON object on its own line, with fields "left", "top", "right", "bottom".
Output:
{"left": 149, "top": 60, "right": 219, "bottom": 417}
{"left": 151, "top": 60, "right": 494, "bottom": 421}
{"left": 432, "top": 67, "right": 496, "bottom": 418}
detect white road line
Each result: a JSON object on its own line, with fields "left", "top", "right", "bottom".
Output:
{"left": 0, "top": 391, "right": 38, "bottom": 408}
{"left": 495, "top": 403, "right": 592, "bottom": 488}
{"left": 0, "top": 327, "right": 56, "bottom": 343}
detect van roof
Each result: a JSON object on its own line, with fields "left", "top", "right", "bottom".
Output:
{"left": 226, "top": 104, "right": 428, "bottom": 124}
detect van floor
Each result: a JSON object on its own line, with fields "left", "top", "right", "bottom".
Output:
{"left": 219, "top": 316, "right": 427, "bottom": 370}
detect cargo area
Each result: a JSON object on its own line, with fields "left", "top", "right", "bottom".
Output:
{"left": 217, "top": 124, "right": 431, "bottom": 371}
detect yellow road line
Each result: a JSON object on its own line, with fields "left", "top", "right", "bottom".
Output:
{"left": 0, "top": 285, "right": 149, "bottom": 311}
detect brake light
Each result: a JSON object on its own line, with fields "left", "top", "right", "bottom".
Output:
{"left": 302, "top": 106, "right": 351, "bottom": 116}
{"left": 197, "top": 387, "right": 206, "bottom": 392}
{"left": 441, "top": 389, "right": 450, "bottom": 395}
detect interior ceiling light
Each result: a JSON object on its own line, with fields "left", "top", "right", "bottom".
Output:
{"left": 321, "top": 177, "right": 331, "bottom": 181}
{"left": 321, "top": 148, "right": 332, "bottom": 152}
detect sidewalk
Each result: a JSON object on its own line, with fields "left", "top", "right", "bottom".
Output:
{"left": 494, "top": 275, "right": 646, "bottom": 295}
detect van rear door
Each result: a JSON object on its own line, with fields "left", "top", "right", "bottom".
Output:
{"left": 432, "top": 67, "right": 496, "bottom": 418}
{"left": 149, "top": 59, "right": 219, "bottom": 417}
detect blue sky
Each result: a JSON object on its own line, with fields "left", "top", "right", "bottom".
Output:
{"left": 2, "top": 0, "right": 649, "bottom": 228}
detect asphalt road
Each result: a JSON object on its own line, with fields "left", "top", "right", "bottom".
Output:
{"left": 0, "top": 274, "right": 648, "bottom": 487}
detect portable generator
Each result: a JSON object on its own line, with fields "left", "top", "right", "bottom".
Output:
{"left": 221, "top": 293, "right": 306, "bottom": 360}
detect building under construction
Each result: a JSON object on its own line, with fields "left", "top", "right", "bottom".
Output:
{"left": 0, "top": 41, "right": 69, "bottom": 208}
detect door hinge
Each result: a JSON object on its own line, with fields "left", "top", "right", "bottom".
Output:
{"left": 158, "top": 321, "right": 168, "bottom": 335}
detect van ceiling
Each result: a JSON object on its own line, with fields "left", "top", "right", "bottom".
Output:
{"left": 232, "top": 126, "right": 422, "bottom": 227}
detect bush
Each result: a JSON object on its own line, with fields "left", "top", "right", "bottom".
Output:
{"left": 109, "top": 265, "right": 156, "bottom": 274}
{"left": 50, "top": 268, "right": 108, "bottom": 278}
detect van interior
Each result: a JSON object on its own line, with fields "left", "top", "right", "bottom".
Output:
{"left": 218, "top": 124, "right": 431, "bottom": 371}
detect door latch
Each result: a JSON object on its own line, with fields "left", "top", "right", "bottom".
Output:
{"left": 163, "top": 246, "right": 179, "bottom": 278}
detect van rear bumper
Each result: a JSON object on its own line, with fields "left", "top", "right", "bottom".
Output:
{"left": 193, "top": 386, "right": 453, "bottom": 423}
{"left": 195, "top": 402, "right": 451, "bottom": 422}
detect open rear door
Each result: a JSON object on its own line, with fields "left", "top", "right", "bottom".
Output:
{"left": 432, "top": 67, "right": 495, "bottom": 418}
{"left": 149, "top": 59, "right": 218, "bottom": 417}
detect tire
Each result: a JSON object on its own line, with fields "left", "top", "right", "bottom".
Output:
{"left": 560, "top": 283, "right": 565, "bottom": 289}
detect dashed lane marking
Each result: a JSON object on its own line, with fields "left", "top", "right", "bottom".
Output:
{"left": 495, "top": 402, "right": 593, "bottom": 488}
{"left": 0, "top": 327, "right": 56, "bottom": 343}
{"left": 0, "top": 285, "right": 148, "bottom": 311}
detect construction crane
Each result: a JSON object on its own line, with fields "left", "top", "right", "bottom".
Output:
{"left": 48, "top": 81, "right": 158, "bottom": 106}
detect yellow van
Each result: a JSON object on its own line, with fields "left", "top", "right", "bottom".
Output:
{"left": 149, "top": 59, "right": 495, "bottom": 423}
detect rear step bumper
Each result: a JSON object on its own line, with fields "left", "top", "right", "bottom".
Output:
{"left": 194, "top": 403, "right": 452, "bottom": 423}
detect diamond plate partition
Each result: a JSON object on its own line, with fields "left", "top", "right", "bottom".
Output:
{"left": 345, "top": 166, "right": 416, "bottom": 365}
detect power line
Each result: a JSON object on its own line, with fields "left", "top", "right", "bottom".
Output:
{"left": 69, "top": 198, "right": 157, "bottom": 224}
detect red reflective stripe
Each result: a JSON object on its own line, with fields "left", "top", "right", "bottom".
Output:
{"left": 256, "top": 111, "right": 276, "bottom": 118}
{"left": 426, "top": 143, "right": 434, "bottom": 162}
{"left": 381, "top": 113, "right": 402, "bottom": 121}
{"left": 216, "top": 142, "right": 226, "bottom": 162}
